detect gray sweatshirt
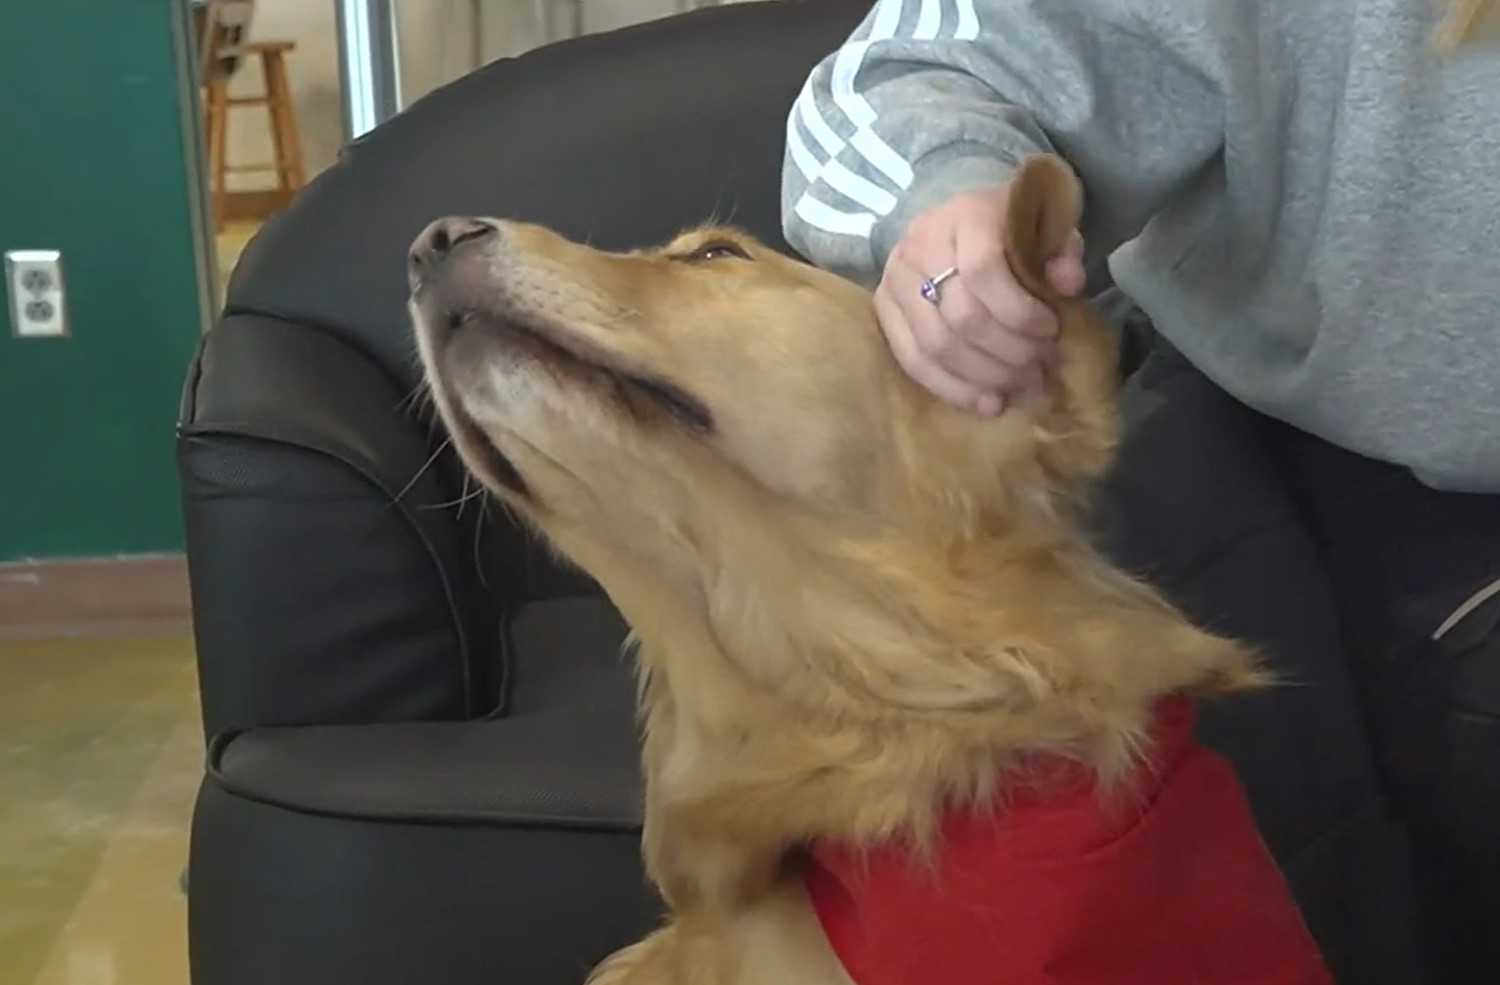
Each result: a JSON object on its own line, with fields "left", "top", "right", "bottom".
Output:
{"left": 781, "top": 0, "right": 1500, "bottom": 492}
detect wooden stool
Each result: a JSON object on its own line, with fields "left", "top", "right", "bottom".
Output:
{"left": 203, "top": 40, "right": 306, "bottom": 231}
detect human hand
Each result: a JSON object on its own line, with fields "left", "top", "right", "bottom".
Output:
{"left": 874, "top": 183, "right": 1086, "bottom": 415}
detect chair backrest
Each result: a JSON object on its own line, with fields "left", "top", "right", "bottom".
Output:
{"left": 197, "top": 0, "right": 257, "bottom": 83}
{"left": 222, "top": 0, "right": 872, "bottom": 602}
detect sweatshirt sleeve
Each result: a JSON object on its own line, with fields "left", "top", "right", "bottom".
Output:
{"left": 781, "top": 0, "right": 1235, "bottom": 286}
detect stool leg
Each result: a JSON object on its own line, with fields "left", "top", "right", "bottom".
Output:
{"left": 205, "top": 77, "right": 230, "bottom": 233}
{"left": 263, "top": 51, "right": 306, "bottom": 204}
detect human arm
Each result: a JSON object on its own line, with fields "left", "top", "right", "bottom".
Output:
{"left": 780, "top": 0, "right": 1239, "bottom": 406}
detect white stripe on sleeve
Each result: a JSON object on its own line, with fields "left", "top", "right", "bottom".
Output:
{"left": 788, "top": 119, "right": 900, "bottom": 214}
{"left": 913, "top": 0, "right": 943, "bottom": 40}
{"left": 795, "top": 80, "right": 844, "bottom": 159}
{"left": 955, "top": 0, "right": 980, "bottom": 41}
{"left": 830, "top": 0, "right": 905, "bottom": 129}
{"left": 828, "top": 0, "right": 915, "bottom": 189}
{"left": 793, "top": 195, "right": 878, "bottom": 238}
{"left": 788, "top": 0, "right": 990, "bottom": 240}
{"left": 850, "top": 129, "right": 914, "bottom": 191}
{"left": 784, "top": 116, "right": 825, "bottom": 180}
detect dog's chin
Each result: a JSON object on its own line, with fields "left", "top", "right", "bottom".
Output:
{"left": 445, "top": 400, "right": 531, "bottom": 499}
{"left": 423, "top": 310, "right": 644, "bottom": 508}
{"left": 408, "top": 316, "right": 531, "bottom": 500}
{"left": 451, "top": 310, "right": 618, "bottom": 391}
{"left": 415, "top": 294, "right": 719, "bottom": 513}
{"left": 434, "top": 304, "right": 716, "bottom": 438}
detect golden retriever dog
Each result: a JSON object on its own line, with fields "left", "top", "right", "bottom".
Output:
{"left": 409, "top": 155, "right": 1332, "bottom": 985}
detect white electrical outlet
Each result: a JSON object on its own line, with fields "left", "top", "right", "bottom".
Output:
{"left": 6, "top": 249, "right": 69, "bottom": 339}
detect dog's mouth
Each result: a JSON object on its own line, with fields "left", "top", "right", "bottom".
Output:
{"left": 422, "top": 304, "right": 715, "bottom": 500}
{"left": 441, "top": 307, "right": 715, "bottom": 435}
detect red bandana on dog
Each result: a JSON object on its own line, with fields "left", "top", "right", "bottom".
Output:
{"left": 803, "top": 698, "right": 1333, "bottom": 985}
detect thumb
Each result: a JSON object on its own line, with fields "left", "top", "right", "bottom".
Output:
{"left": 1044, "top": 230, "right": 1086, "bottom": 297}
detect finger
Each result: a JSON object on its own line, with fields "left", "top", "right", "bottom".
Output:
{"left": 939, "top": 282, "right": 1044, "bottom": 368}
{"left": 975, "top": 392, "right": 1006, "bottom": 417}
{"left": 887, "top": 261, "right": 1021, "bottom": 391}
{"left": 1044, "top": 230, "right": 1087, "bottom": 296}
{"left": 1016, "top": 363, "right": 1047, "bottom": 405}
{"left": 875, "top": 290, "right": 990, "bottom": 409}
{"left": 1061, "top": 228, "right": 1084, "bottom": 260}
{"left": 952, "top": 219, "right": 1059, "bottom": 341}
{"left": 1037, "top": 341, "right": 1062, "bottom": 377}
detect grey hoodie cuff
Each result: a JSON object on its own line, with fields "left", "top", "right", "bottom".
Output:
{"left": 870, "top": 144, "right": 1020, "bottom": 275}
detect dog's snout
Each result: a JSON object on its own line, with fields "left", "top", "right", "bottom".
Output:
{"left": 410, "top": 217, "right": 498, "bottom": 273}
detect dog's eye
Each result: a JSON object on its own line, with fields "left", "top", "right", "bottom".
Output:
{"left": 687, "top": 241, "right": 751, "bottom": 262}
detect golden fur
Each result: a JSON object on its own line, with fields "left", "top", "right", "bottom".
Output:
{"left": 410, "top": 155, "right": 1264, "bottom": 984}
{"left": 1435, "top": 0, "right": 1498, "bottom": 52}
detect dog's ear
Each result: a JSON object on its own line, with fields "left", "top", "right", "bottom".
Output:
{"left": 1001, "top": 154, "right": 1083, "bottom": 305}
{"left": 1433, "top": 0, "right": 1495, "bottom": 53}
{"left": 991, "top": 154, "right": 1119, "bottom": 490}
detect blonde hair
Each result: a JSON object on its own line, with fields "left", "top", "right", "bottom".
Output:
{"left": 1435, "top": 0, "right": 1497, "bottom": 51}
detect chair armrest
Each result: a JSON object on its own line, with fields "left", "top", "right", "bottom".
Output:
{"left": 178, "top": 313, "right": 494, "bottom": 738}
{"left": 187, "top": 598, "right": 656, "bottom": 985}
{"left": 205, "top": 596, "right": 641, "bottom": 828}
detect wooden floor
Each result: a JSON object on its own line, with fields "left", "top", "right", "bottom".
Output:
{"left": 0, "top": 214, "right": 247, "bottom": 981}
{"left": 0, "top": 631, "right": 198, "bottom": 985}
{"left": 0, "top": 557, "right": 191, "bottom": 642}
{"left": 216, "top": 220, "right": 259, "bottom": 286}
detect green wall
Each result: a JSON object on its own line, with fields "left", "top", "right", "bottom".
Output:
{"left": 0, "top": 0, "right": 210, "bottom": 561}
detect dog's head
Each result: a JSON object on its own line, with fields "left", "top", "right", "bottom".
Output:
{"left": 410, "top": 156, "right": 1246, "bottom": 724}
{"left": 411, "top": 154, "right": 1114, "bottom": 552}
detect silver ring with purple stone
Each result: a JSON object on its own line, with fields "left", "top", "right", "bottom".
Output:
{"left": 919, "top": 267, "right": 958, "bottom": 305}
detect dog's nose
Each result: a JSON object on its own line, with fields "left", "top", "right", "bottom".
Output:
{"left": 409, "top": 217, "right": 497, "bottom": 272}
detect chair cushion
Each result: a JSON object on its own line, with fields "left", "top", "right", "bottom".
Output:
{"left": 211, "top": 598, "right": 642, "bottom": 829}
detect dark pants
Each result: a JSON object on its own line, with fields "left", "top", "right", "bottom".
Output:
{"left": 1095, "top": 340, "right": 1500, "bottom": 984}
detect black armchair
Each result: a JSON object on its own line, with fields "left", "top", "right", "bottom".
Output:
{"left": 176, "top": 2, "right": 1447, "bottom": 983}
{"left": 176, "top": 4, "right": 869, "bottom": 984}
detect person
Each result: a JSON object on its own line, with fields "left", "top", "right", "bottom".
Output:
{"left": 781, "top": 1, "right": 1499, "bottom": 983}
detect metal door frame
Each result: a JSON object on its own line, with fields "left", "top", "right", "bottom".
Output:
{"left": 336, "top": 0, "right": 403, "bottom": 140}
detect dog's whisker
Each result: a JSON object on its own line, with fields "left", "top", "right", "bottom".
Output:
{"left": 391, "top": 437, "right": 453, "bottom": 505}
{"left": 418, "top": 483, "right": 487, "bottom": 512}
{"left": 456, "top": 472, "right": 482, "bottom": 520}
{"left": 397, "top": 380, "right": 433, "bottom": 414}
{"left": 473, "top": 497, "right": 492, "bottom": 591}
